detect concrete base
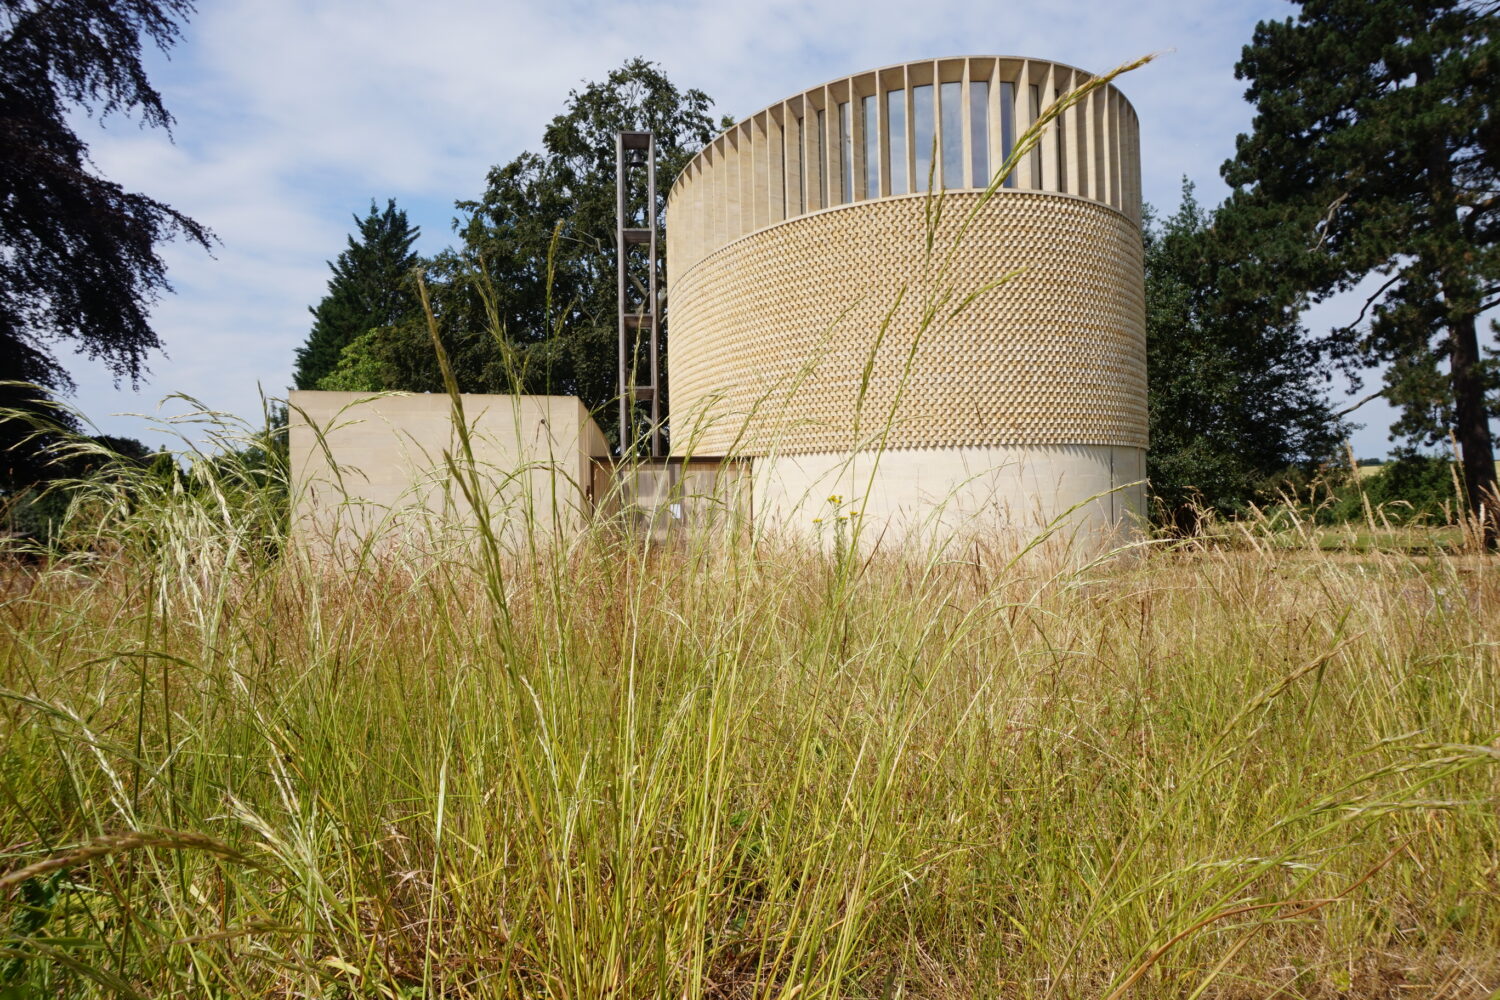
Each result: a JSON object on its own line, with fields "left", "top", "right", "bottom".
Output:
{"left": 288, "top": 391, "right": 1144, "bottom": 557}
{"left": 750, "top": 444, "right": 1146, "bottom": 552}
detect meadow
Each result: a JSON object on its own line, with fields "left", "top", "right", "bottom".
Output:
{"left": 3, "top": 58, "right": 1496, "bottom": 999}
{"left": 0, "top": 437, "right": 1497, "bottom": 1000}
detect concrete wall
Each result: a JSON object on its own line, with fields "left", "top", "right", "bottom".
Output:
{"left": 286, "top": 390, "right": 1140, "bottom": 553}
{"left": 289, "top": 391, "right": 610, "bottom": 554}
{"left": 751, "top": 445, "right": 1145, "bottom": 550}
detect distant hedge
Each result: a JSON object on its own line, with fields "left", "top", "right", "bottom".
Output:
{"left": 1318, "top": 454, "right": 1465, "bottom": 525}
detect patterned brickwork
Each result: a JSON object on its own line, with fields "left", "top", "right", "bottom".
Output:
{"left": 666, "top": 190, "right": 1146, "bottom": 458}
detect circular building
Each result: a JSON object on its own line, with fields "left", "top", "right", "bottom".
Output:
{"left": 665, "top": 56, "right": 1146, "bottom": 545}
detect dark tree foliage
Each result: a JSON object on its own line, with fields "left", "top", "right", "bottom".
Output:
{"left": 1220, "top": 0, "right": 1500, "bottom": 541}
{"left": 2, "top": 429, "right": 151, "bottom": 541}
{"left": 0, "top": 379, "right": 77, "bottom": 489}
{"left": 449, "top": 58, "right": 720, "bottom": 418}
{"left": 318, "top": 59, "right": 723, "bottom": 439}
{"left": 1, "top": 0, "right": 210, "bottom": 491}
{"left": 1145, "top": 181, "right": 1345, "bottom": 526}
{"left": 294, "top": 199, "right": 421, "bottom": 390}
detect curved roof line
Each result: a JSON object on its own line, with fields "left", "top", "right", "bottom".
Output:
{"left": 668, "top": 53, "right": 1140, "bottom": 194}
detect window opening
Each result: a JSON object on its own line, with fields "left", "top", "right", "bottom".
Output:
{"left": 1055, "top": 89, "right": 1066, "bottom": 191}
{"left": 795, "top": 116, "right": 805, "bottom": 214}
{"left": 913, "top": 84, "right": 935, "bottom": 191}
{"left": 971, "top": 79, "right": 991, "bottom": 186}
{"left": 781, "top": 120, "right": 789, "bottom": 219}
{"left": 1076, "top": 94, "right": 1088, "bottom": 198}
{"left": 1028, "top": 84, "right": 1042, "bottom": 188}
{"left": 887, "top": 89, "right": 908, "bottom": 195}
{"left": 999, "top": 80, "right": 1015, "bottom": 188}
{"left": 816, "top": 108, "right": 827, "bottom": 207}
{"left": 940, "top": 82, "right": 962, "bottom": 189}
{"left": 839, "top": 101, "right": 853, "bottom": 204}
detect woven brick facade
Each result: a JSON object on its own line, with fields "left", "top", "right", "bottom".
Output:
{"left": 664, "top": 55, "right": 1147, "bottom": 544}
{"left": 667, "top": 189, "right": 1146, "bottom": 458}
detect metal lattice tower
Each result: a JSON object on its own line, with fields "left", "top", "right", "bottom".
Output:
{"left": 616, "top": 130, "right": 662, "bottom": 458}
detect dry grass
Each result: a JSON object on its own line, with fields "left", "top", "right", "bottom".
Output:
{"left": 0, "top": 477, "right": 1496, "bottom": 998}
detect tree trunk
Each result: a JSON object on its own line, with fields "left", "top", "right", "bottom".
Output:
{"left": 1448, "top": 311, "right": 1498, "bottom": 548}
{"left": 1418, "top": 42, "right": 1498, "bottom": 550}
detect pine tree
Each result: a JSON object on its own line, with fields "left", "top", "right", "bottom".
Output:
{"left": 1220, "top": 0, "right": 1500, "bottom": 543}
{"left": 293, "top": 199, "right": 420, "bottom": 390}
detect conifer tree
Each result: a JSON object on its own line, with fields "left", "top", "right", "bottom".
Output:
{"left": 1220, "top": 0, "right": 1500, "bottom": 543}
{"left": 293, "top": 199, "right": 420, "bottom": 390}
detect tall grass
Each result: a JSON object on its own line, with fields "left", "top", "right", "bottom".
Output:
{"left": 1, "top": 424, "right": 1497, "bottom": 998}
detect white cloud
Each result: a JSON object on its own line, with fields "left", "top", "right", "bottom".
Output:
{"left": 64, "top": 0, "right": 1406, "bottom": 456}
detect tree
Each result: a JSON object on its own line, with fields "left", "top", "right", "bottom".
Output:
{"left": 294, "top": 199, "right": 421, "bottom": 390}
{"left": 319, "top": 59, "right": 724, "bottom": 439}
{"left": 1320, "top": 449, "right": 1465, "bottom": 525}
{"left": 1, "top": 0, "right": 211, "bottom": 491}
{"left": 1145, "top": 181, "right": 1345, "bottom": 526}
{"left": 451, "top": 58, "right": 722, "bottom": 419}
{"left": 1220, "top": 0, "right": 1500, "bottom": 542}
{"left": 1, "top": 424, "right": 152, "bottom": 541}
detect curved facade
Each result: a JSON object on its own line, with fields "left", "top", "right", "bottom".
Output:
{"left": 666, "top": 56, "right": 1147, "bottom": 544}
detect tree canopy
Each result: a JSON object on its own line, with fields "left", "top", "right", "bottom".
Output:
{"left": 1, "top": 0, "right": 209, "bottom": 490}
{"left": 1220, "top": 0, "right": 1499, "bottom": 539}
{"left": 1145, "top": 181, "right": 1345, "bottom": 525}
{"left": 294, "top": 199, "right": 421, "bottom": 390}
{"left": 316, "top": 58, "right": 724, "bottom": 436}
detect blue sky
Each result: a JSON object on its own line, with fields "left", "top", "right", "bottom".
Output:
{"left": 66, "top": 0, "right": 1414, "bottom": 456}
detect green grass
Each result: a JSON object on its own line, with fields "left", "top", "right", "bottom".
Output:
{"left": 1218, "top": 522, "right": 1468, "bottom": 556}
{"left": 0, "top": 454, "right": 1496, "bottom": 998}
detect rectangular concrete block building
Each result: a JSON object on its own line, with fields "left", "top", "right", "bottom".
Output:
{"left": 289, "top": 391, "right": 610, "bottom": 554}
